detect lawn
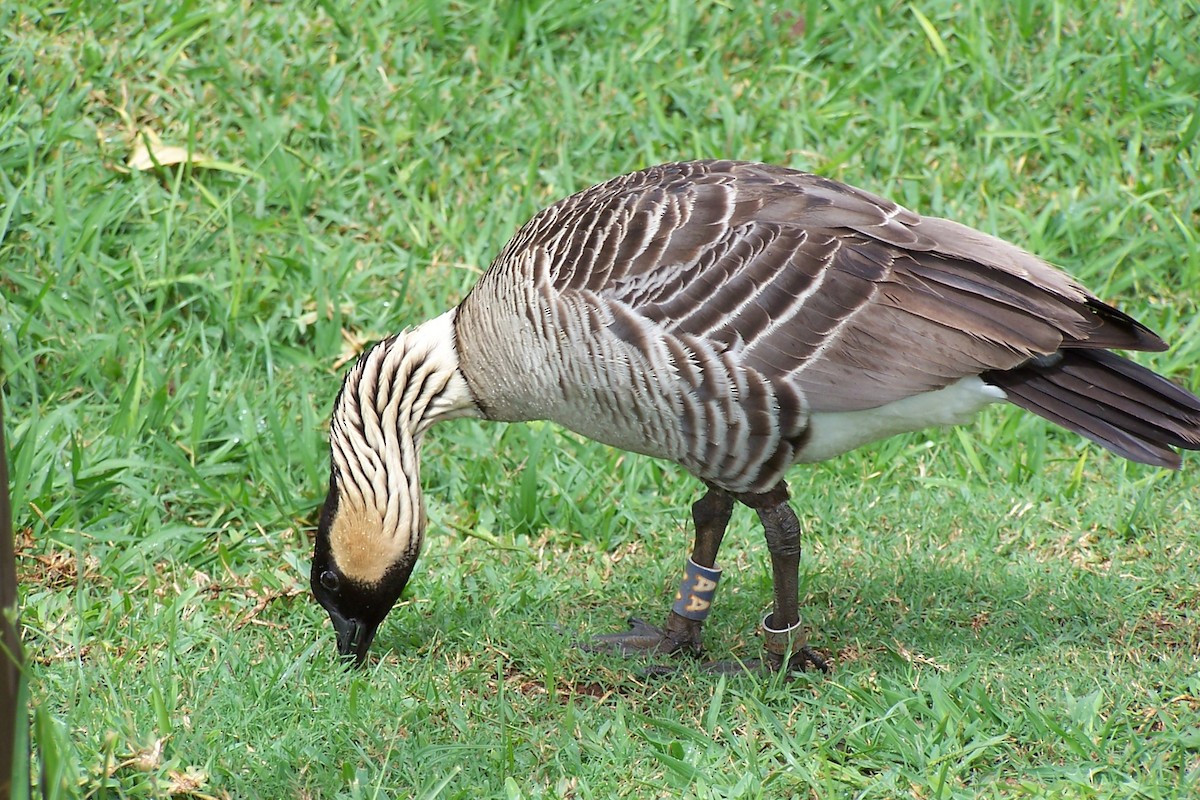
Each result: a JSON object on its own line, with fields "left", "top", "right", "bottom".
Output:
{"left": 3, "top": 0, "right": 1199, "bottom": 797}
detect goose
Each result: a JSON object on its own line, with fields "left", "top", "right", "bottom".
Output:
{"left": 310, "top": 159, "right": 1200, "bottom": 671}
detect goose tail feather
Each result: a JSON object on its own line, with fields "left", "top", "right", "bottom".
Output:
{"left": 983, "top": 350, "right": 1200, "bottom": 468}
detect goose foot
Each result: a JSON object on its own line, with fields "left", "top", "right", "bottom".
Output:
{"left": 584, "top": 616, "right": 829, "bottom": 675}
{"left": 636, "top": 644, "right": 830, "bottom": 677}
{"left": 637, "top": 614, "right": 830, "bottom": 677}
{"left": 702, "top": 645, "right": 829, "bottom": 675}
{"left": 643, "top": 652, "right": 830, "bottom": 676}
{"left": 585, "top": 612, "right": 704, "bottom": 658}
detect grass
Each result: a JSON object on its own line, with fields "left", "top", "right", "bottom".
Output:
{"left": 3, "top": 0, "right": 1200, "bottom": 796}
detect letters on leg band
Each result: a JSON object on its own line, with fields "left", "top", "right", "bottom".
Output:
{"left": 672, "top": 558, "right": 722, "bottom": 621}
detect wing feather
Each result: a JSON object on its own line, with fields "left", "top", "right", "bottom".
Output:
{"left": 531, "top": 161, "right": 1163, "bottom": 413}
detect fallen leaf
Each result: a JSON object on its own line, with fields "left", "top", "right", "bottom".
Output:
{"left": 125, "top": 129, "right": 257, "bottom": 178}
{"left": 127, "top": 129, "right": 217, "bottom": 171}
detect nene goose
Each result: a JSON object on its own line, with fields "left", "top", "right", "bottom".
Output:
{"left": 311, "top": 160, "right": 1200, "bottom": 670}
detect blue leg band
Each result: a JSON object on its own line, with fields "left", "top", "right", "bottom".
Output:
{"left": 672, "top": 558, "right": 722, "bottom": 621}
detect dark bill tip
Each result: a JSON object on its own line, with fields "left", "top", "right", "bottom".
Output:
{"left": 328, "top": 609, "right": 378, "bottom": 668}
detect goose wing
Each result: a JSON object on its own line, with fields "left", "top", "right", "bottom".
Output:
{"left": 535, "top": 160, "right": 1162, "bottom": 412}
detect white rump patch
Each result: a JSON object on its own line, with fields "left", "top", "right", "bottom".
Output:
{"left": 797, "top": 377, "right": 1006, "bottom": 463}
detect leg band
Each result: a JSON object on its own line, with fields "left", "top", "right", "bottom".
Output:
{"left": 762, "top": 613, "right": 807, "bottom": 656}
{"left": 672, "top": 558, "right": 722, "bottom": 621}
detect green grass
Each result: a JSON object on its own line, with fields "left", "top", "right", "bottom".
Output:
{"left": 4, "top": 0, "right": 1200, "bottom": 796}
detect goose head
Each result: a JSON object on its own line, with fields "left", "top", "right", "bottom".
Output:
{"left": 309, "top": 310, "right": 479, "bottom": 665}
{"left": 310, "top": 468, "right": 422, "bottom": 665}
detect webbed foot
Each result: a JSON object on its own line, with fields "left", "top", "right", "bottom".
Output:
{"left": 645, "top": 614, "right": 829, "bottom": 677}
{"left": 640, "top": 646, "right": 830, "bottom": 677}
{"left": 585, "top": 612, "right": 704, "bottom": 658}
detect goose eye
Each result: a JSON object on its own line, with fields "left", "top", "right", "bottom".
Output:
{"left": 320, "top": 570, "right": 340, "bottom": 591}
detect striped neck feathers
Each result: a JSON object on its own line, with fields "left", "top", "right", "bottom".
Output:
{"left": 326, "top": 310, "right": 480, "bottom": 584}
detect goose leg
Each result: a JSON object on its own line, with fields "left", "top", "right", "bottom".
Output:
{"left": 736, "top": 483, "right": 828, "bottom": 673}
{"left": 588, "top": 488, "right": 734, "bottom": 657}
